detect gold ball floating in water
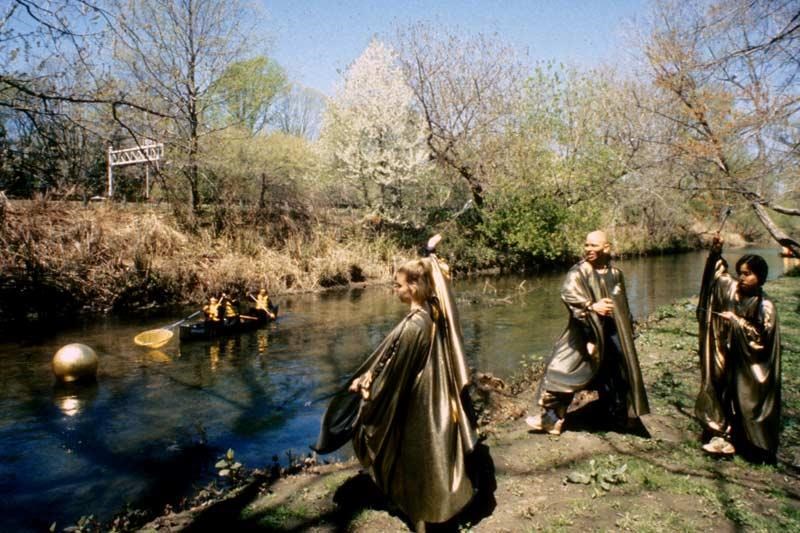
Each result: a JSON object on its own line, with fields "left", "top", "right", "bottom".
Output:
{"left": 52, "top": 343, "right": 98, "bottom": 383}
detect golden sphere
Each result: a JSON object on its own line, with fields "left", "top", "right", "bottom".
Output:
{"left": 52, "top": 343, "right": 98, "bottom": 383}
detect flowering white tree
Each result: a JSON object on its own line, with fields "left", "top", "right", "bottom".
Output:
{"left": 320, "top": 40, "right": 428, "bottom": 217}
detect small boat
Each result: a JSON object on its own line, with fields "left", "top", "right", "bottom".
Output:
{"left": 179, "top": 304, "right": 278, "bottom": 342}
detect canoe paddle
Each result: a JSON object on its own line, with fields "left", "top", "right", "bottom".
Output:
{"left": 134, "top": 310, "right": 203, "bottom": 348}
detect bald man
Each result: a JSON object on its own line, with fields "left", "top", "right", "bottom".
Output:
{"left": 526, "top": 231, "right": 649, "bottom": 435}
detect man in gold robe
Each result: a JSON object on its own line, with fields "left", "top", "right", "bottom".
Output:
{"left": 313, "top": 237, "right": 478, "bottom": 531}
{"left": 695, "top": 236, "right": 781, "bottom": 461}
{"left": 526, "top": 230, "right": 649, "bottom": 435}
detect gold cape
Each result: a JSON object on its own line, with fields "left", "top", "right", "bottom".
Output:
{"left": 695, "top": 251, "right": 781, "bottom": 454}
{"left": 536, "top": 260, "right": 650, "bottom": 417}
{"left": 313, "top": 256, "right": 478, "bottom": 524}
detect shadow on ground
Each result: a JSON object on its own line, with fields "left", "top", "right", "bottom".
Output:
{"left": 555, "top": 399, "right": 652, "bottom": 439}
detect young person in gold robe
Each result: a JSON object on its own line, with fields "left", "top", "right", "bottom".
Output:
{"left": 526, "top": 230, "right": 650, "bottom": 435}
{"left": 695, "top": 235, "right": 781, "bottom": 462}
{"left": 313, "top": 235, "right": 479, "bottom": 532}
{"left": 202, "top": 297, "right": 221, "bottom": 322}
{"left": 250, "top": 288, "right": 276, "bottom": 320}
{"left": 219, "top": 292, "right": 240, "bottom": 326}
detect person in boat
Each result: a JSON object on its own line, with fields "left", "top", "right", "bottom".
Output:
{"left": 526, "top": 230, "right": 650, "bottom": 435}
{"left": 219, "top": 293, "right": 240, "bottom": 326}
{"left": 695, "top": 235, "right": 781, "bottom": 462}
{"left": 202, "top": 297, "right": 222, "bottom": 323}
{"left": 250, "top": 288, "right": 276, "bottom": 320}
{"left": 313, "top": 235, "right": 479, "bottom": 532}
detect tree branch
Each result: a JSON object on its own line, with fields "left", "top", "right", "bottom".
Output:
{"left": 0, "top": 76, "right": 171, "bottom": 118}
{"left": 763, "top": 202, "right": 800, "bottom": 216}
{"left": 750, "top": 201, "right": 800, "bottom": 257}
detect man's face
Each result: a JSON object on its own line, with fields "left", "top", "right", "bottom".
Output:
{"left": 584, "top": 233, "right": 610, "bottom": 266}
{"left": 393, "top": 272, "right": 414, "bottom": 304}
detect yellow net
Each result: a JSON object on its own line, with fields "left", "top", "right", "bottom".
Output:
{"left": 134, "top": 329, "right": 173, "bottom": 349}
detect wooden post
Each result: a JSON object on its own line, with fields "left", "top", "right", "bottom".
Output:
{"left": 107, "top": 145, "right": 114, "bottom": 198}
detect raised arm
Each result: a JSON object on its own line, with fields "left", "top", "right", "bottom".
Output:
{"left": 697, "top": 235, "right": 735, "bottom": 321}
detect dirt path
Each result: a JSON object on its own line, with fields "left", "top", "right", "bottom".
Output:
{"left": 141, "top": 273, "right": 800, "bottom": 532}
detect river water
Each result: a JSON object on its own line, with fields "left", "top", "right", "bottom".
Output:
{"left": 0, "top": 248, "right": 795, "bottom": 531}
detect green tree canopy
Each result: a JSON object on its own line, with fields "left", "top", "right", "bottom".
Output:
{"left": 210, "top": 56, "right": 288, "bottom": 135}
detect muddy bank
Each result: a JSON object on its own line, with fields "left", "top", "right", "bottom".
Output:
{"left": 111, "top": 272, "right": 800, "bottom": 533}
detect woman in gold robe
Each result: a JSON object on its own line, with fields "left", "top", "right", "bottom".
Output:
{"left": 695, "top": 236, "right": 781, "bottom": 461}
{"left": 313, "top": 240, "right": 478, "bottom": 531}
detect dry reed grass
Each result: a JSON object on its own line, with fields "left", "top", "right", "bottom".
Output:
{"left": 0, "top": 199, "right": 407, "bottom": 320}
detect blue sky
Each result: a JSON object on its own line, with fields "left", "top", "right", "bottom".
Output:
{"left": 261, "top": 0, "right": 648, "bottom": 94}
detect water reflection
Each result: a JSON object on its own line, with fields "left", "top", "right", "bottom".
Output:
{"left": 145, "top": 350, "right": 171, "bottom": 363}
{"left": 53, "top": 382, "right": 98, "bottom": 418}
{"left": 58, "top": 396, "right": 80, "bottom": 417}
{"left": 0, "top": 248, "right": 790, "bottom": 532}
{"left": 257, "top": 330, "right": 269, "bottom": 355}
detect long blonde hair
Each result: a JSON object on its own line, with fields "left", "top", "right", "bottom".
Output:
{"left": 397, "top": 259, "right": 433, "bottom": 303}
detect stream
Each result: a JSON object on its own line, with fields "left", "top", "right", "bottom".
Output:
{"left": 0, "top": 248, "right": 795, "bottom": 531}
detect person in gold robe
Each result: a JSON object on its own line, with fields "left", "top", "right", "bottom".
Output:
{"left": 251, "top": 288, "right": 276, "bottom": 320}
{"left": 313, "top": 236, "right": 478, "bottom": 532}
{"left": 695, "top": 236, "right": 781, "bottom": 461}
{"left": 219, "top": 292, "right": 240, "bottom": 326}
{"left": 203, "top": 297, "right": 221, "bottom": 322}
{"left": 526, "top": 230, "right": 650, "bottom": 435}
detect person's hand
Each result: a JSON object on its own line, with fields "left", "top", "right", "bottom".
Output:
{"left": 718, "top": 311, "right": 736, "bottom": 321}
{"left": 591, "top": 298, "right": 614, "bottom": 317}
{"left": 586, "top": 342, "right": 596, "bottom": 355}
{"left": 348, "top": 371, "right": 373, "bottom": 399}
{"left": 711, "top": 233, "right": 723, "bottom": 253}
{"left": 426, "top": 233, "right": 443, "bottom": 252}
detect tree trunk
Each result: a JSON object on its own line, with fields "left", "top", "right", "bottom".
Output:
{"left": 259, "top": 172, "right": 267, "bottom": 210}
{"left": 751, "top": 201, "right": 800, "bottom": 258}
{"left": 187, "top": 0, "right": 200, "bottom": 213}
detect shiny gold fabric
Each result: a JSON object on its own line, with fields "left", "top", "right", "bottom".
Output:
{"left": 695, "top": 251, "right": 781, "bottom": 454}
{"left": 313, "top": 255, "right": 478, "bottom": 524}
{"left": 535, "top": 260, "right": 650, "bottom": 417}
{"left": 254, "top": 294, "right": 270, "bottom": 311}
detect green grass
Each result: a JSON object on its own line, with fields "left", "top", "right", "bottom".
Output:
{"left": 253, "top": 503, "right": 312, "bottom": 529}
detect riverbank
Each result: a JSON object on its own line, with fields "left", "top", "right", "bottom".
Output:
{"left": 120, "top": 269, "right": 800, "bottom": 532}
{"left": 0, "top": 200, "right": 403, "bottom": 323}
{"left": 0, "top": 199, "right": 722, "bottom": 325}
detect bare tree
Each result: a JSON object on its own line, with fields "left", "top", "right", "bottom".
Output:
{"left": 394, "top": 24, "right": 526, "bottom": 208}
{"left": 109, "top": 0, "right": 263, "bottom": 212}
{"left": 637, "top": 0, "right": 800, "bottom": 255}
{"left": 271, "top": 83, "right": 326, "bottom": 140}
{"left": 0, "top": 1, "right": 161, "bottom": 123}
